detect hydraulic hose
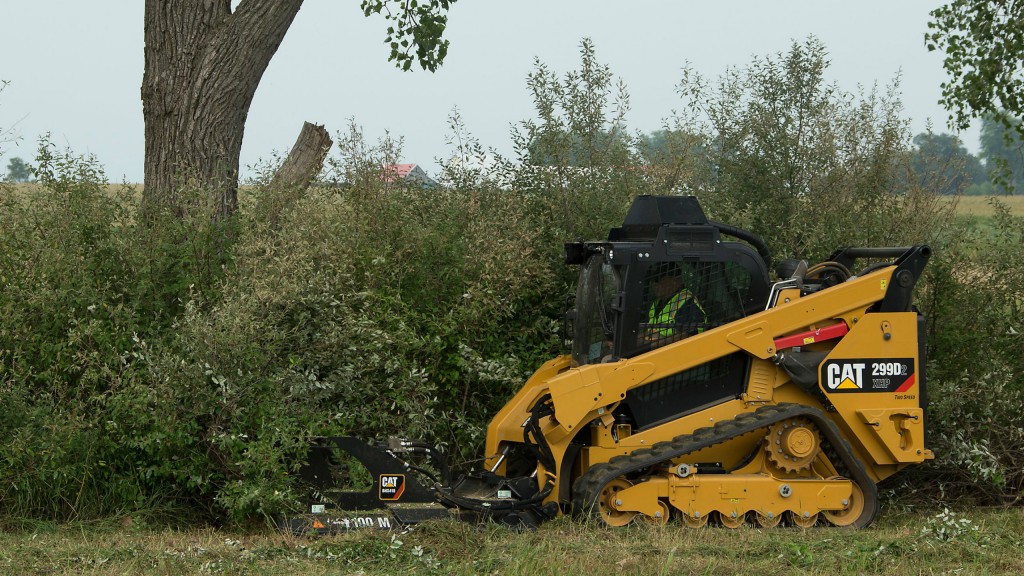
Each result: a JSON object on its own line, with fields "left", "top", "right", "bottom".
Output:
{"left": 709, "top": 220, "right": 773, "bottom": 270}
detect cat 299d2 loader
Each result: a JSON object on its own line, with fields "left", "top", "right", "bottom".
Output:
{"left": 291, "top": 195, "right": 932, "bottom": 531}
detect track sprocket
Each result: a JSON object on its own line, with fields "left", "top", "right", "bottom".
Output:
{"left": 764, "top": 417, "right": 821, "bottom": 473}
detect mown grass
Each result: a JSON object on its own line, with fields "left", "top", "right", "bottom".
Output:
{"left": 1, "top": 506, "right": 1022, "bottom": 575}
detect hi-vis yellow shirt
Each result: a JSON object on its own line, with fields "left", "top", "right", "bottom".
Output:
{"left": 648, "top": 290, "right": 705, "bottom": 338}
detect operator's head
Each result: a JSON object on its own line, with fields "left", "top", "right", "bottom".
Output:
{"left": 650, "top": 262, "right": 683, "bottom": 298}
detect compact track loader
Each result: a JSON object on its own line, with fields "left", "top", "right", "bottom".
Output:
{"left": 288, "top": 195, "right": 932, "bottom": 531}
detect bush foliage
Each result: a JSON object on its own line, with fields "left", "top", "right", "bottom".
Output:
{"left": 0, "top": 38, "right": 1021, "bottom": 523}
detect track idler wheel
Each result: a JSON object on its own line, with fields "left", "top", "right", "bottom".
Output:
{"left": 596, "top": 478, "right": 637, "bottom": 527}
{"left": 823, "top": 477, "right": 866, "bottom": 527}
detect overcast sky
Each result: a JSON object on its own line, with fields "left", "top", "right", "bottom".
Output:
{"left": 1, "top": 1, "right": 973, "bottom": 183}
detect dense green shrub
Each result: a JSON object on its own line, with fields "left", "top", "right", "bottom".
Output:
{"left": 0, "top": 142, "right": 234, "bottom": 519}
{"left": 670, "top": 37, "right": 955, "bottom": 261}
{"left": 1, "top": 38, "right": 1022, "bottom": 525}
{"left": 923, "top": 201, "right": 1024, "bottom": 499}
{"left": 0, "top": 132, "right": 571, "bottom": 521}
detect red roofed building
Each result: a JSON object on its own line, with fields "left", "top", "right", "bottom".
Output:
{"left": 384, "top": 163, "right": 437, "bottom": 188}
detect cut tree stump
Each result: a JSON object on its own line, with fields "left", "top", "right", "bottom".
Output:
{"left": 262, "top": 121, "right": 333, "bottom": 230}
{"left": 270, "top": 122, "right": 333, "bottom": 191}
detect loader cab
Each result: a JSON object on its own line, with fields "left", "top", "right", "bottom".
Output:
{"left": 567, "top": 196, "right": 771, "bottom": 367}
{"left": 566, "top": 196, "right": 771, "bottom": 428}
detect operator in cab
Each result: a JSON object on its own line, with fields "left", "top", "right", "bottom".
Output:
{"left": 643, "top": 262, "right": 706, "bottom": 347}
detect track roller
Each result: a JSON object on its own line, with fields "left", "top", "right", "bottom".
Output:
{"left": 755, "top": 511, "right": 782, "bottom": 528}
{"left": 680, "top": 511, "right": 709, "bottom": 528}
{"left": 788, "top": 511, "right": 818, "bottom": 528}
{"left": 641, "top": 501, "right": 670, "bottom": 525}
{"left": 718, "top": 510, "right": 746, "bottom": 528}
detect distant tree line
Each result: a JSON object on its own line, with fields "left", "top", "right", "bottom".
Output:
{"left": 640, "top": 114, "right": 1023, "bottom": 196}
{"left": 4, "top": 156, "right": 31, "bottom": 182}
{"left": 909, "top": 115, "right": 1023, "bottom": 195}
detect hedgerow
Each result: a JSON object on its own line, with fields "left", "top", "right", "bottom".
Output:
{"left": 0, "top": 38, "right": 1020, "bottom": 523}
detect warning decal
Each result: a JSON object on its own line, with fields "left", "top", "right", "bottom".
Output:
{"left": 821, "top": 358, "right": 915, "bottom": 393}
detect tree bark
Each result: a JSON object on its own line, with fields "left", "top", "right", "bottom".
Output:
{"left": 258, "top": 121, "right": 332, "bottom": 230}
{"left": 142, "top": 0, "right": 304, "bottom": 219}
{"left": 269, "top": 122, "right": 332, "bottom": 190}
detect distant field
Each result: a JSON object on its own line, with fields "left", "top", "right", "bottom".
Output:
{"left": 952, "top": 194, "right": 1024, "bottom": 216}
{"left": 8, "top": 181, "right": 1022, "bottom": 219}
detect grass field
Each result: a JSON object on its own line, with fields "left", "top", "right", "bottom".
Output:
{"left": 950, "top": 194, "right": 1024, "bottom": 216}
{"left": 1, "top": 506, "right": 1022, "bottom": 575}
{"left": 7, "top": 181, "right": 1024, "bottom": 218}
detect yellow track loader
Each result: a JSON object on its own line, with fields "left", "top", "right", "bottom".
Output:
{"left": 289, "top": 195, "right": 932, "bottom": 531}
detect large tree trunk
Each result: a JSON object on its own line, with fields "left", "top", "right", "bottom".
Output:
{"left": 142, "top": 0, "right": 304, "bottom": 219}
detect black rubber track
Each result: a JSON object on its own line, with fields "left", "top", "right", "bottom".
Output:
{"left": 571, "top": 402, "right": 880, "bottom": 528}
